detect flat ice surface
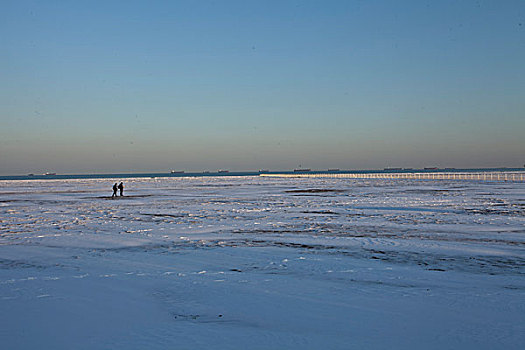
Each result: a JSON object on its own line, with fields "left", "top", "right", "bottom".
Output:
{"left": 1, "top": 176, "right": 524, "bottom": 349}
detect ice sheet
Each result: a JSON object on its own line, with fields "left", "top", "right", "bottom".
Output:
{"left": 1, "top": 176, "right": 524, "bottom": 349}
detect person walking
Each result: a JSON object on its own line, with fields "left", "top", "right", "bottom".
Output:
{"left": 112, "top": 183, "right": 118, "bottom": 198}
{"left": 118, "top": 182, "right": 124, "bottom": 196}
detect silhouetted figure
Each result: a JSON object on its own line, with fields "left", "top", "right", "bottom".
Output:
{"left": 118, "top": 182, "right": 124, "bottom": 196}
{"left": 112, "top": 183, "right": 118, "bottom": 198}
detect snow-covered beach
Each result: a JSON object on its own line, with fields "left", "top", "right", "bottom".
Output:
{"left": 1, "top": 176, "right": 524, "bottom": 349}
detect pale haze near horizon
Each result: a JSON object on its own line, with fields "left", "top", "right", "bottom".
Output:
{"left": 1, "top": 0, "right": 524, "bottom": 175}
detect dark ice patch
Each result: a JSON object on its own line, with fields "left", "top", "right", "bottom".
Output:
{"left": 285, "top": 189, "right": 346, "bottom": 193}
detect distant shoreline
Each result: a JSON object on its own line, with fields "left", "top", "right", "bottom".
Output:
{"left": 1, "top": 168, "right": 524, "bottom": 181}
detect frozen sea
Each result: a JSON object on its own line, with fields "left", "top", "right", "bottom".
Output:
{"left": 1, "top": 176, "right": 524, "bottom": 349}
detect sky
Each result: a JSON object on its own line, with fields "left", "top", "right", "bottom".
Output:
{"left": 1, "top": 0, "right": 524, "bottom": 175}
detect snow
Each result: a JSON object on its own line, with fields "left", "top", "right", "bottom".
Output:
{"left": 1, "top": 176, "right": 524, "bottom": 349}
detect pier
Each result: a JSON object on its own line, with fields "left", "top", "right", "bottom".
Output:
{"left": 260, "top": 171, "right": 525, "bottom": 182}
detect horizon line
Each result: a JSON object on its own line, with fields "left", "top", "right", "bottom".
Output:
{"left": 2, "top": 166, "right": 525, "bottom": 178}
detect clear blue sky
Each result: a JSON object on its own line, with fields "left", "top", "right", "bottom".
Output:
{"left": 1, "top": 0, "right": 524, "bottom": 174}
